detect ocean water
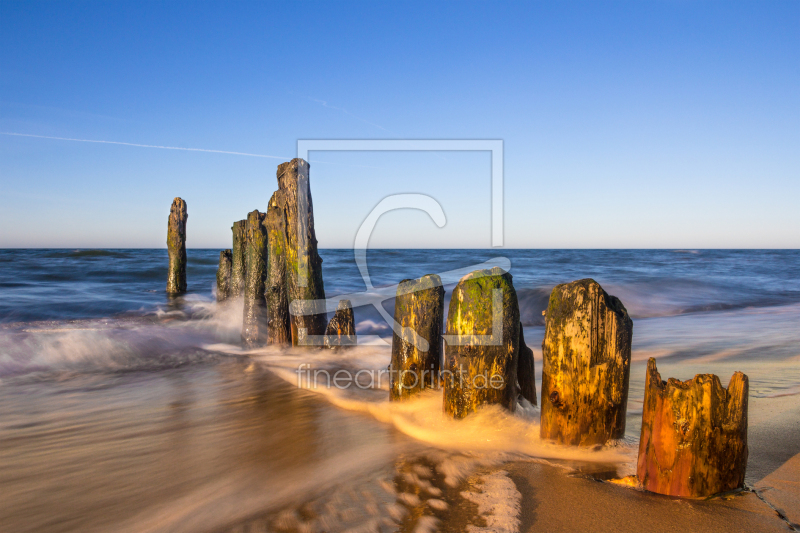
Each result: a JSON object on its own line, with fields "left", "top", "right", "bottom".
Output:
{"left": 1, "top": 249, "right": 799, "bottom": 532}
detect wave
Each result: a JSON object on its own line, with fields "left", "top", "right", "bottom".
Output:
{"left": 67, "top": 250, "right": 129, "bottom": 258}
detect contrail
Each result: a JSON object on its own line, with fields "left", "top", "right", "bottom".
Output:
{"left": 0, "top": 131, "right": 289, "bottom": 159}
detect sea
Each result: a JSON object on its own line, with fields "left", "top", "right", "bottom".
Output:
{"left": 1, "top": 248, "right": 799, "bottom": 533}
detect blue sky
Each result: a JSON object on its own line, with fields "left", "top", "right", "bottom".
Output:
{"left": 1, "top": 1, "right": 797, "bottom": 248}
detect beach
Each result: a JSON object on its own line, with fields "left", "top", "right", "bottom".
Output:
{"left": 0, "top": 249, "right": 798, "bottom": 532}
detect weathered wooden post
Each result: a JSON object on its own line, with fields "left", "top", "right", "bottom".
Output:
{"left": 443, "top": 267, "right": 520, "bottom": 418}
{"left": 390, "top": 274, "right": 445, "bottom": 400}
{"left": 216, "top": 249, "right": 232, "bottom": 301}
{"left": 540, "top": 279, "right": 632, "bottom": 446}
{"left": 517, "top": 323, "right": 537, "bottom": 405}
{"left": 637, "top": 358, "right": 748, "bottom": 498}
{"left": 275, "top": 159, "right": 327, "bottom": 345}
{"left": 230, "top": 220, "right": 247, "bottom": 297}
{"left": 241, "top": 210, "right": 267, "bottom": 347}
{"left": 264, "top": 195, "right": 291, "bottom": 345}
{"left": 324, "top": 299, "right": 357, "bottom": 349}
{"left": 166, "top": 197, "right": 187, "bottom": 295}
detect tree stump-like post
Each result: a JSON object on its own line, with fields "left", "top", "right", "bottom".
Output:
{"left": 216, "top": 249, "right": 232, "bottom": 301}
{"left": 264, "top": 195, "right": 291, "bottom": 345}
{"left": 275, "top": 159, "right": 326, "bottom": 345}
{"left": 637, "top": 358, "right": 749, "bottom": 498}
{"left": 443, "top": 267, "right": 520, "bottom": 418}
{"left": 325, "top": 299, "right": 357, "bottom": 349}
{"left": 389, "top": 274, "right": 445, "bottom": 401}
{"left": 166, "top": 197, "right": 187, "bottom": 295}
{"left": 540, "top": 279, "right": 633, "bottom": 446}
{"left": 241, "top": 210, "right": 267, "bottom": 347}
{"left": 517, "top": 323, "right": 537, "bottom": 406}
{"left": 230, "top": 220, "right": 247, "bottom": 297}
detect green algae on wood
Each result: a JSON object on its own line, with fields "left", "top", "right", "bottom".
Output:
{"left": 443, "top": 267, "right": 520, "bottom": 418}
{"left": 216, "top": 249, "right": 232, "bottom": 301}
{"left": 166, "top": 197, "right": 188, "bottom": 295}
{"left": 540, "top": 278, "right": 632, "bottom": 446}
{"left": 390, "top": 274, "right": 445, "bottom": 401}
{"left": 517, "top": 322, "right": 537, "bottom": 406}
{"left": 241, "top": 210, "right": 268, "bottom": 347}
{"left": 264, "top": 194, "right": 291, "bottom": 345}
{"left": 230, "top": 220, "right": 248, "bottom": 297}
{"left": 275, "top": 159, "right": 326, "bottom": 345}
{"left": 637, "top": 358, "right": 748, "bottom": 498}
{"left": 324, "top": 299, "right": 357, "bottom": 349}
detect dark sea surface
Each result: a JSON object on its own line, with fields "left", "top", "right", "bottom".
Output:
{"left": 1, "top": 249, "right": 799, "bottom": 533}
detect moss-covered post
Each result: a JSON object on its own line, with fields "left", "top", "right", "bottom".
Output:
{"left": 241, "top": 210, "right": 267, "bottom": 347}
{"left": 390, "top": 275, "right": 445, "bottom": 400}
{"left": 230, "top": 220, "right": 247, "bottom": 297}
{"left": 264, "top": 194, "right": 291, "bottom": 345}
{"left": 275, "top": 159, "right": 326, "bottom": 345}
{"left": 637, "top": 358, "right": 748, "bottom": 498}
{"left": 517, "top": 323, "right": 537, "bottom": 405}
{"left": 324, "top": 299, "right": 357, "bottom": 349}
{"left": 540, "top": 279, "right": 633, "bottom": 446}
{"left": 443, "top": 267, "right": 520, "bottom": 418}
{"left": 166, "top": 197, "right": 187, "bottom": 295}
{"left": 216, "top": 249, "right": 232, "bottom": 301}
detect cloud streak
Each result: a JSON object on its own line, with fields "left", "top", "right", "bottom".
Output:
{"left": 308, "top": 98, "right": 391, "bottom": 133}
{"left": 0, "top": 132, "right": 289, "bottom": 159}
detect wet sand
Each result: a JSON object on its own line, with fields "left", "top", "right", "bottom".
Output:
{"left": 508, "top": 386, "right": 800, "bottom": 533}
{"left": 509, "top": 462, "right": 789, "bottom": 533}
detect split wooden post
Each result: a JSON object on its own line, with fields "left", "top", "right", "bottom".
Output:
{"left": 166, "top": 197, "right": 187, "bottom": 295}
{"left": 540, "top": 279, "right": 633, "bottom": 446}
{"left": 443, "top": 267, "right": 520, "bottom": 418}
{"left": 241, "top": 210, "right": 267, "bottom": 347}
{"left": 325, "top": 299, "right": 357, "bottom": 349}
{"left": 389, "top": 274, "right": 445, "bottom": 400}
{"left": 264, "top": 195, "right": 291, "bottom": 345}
{"left": 230, "top": 220, "right": 247, "bottom": 297}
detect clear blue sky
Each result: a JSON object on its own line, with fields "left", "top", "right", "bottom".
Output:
{"left": 1, "top": 1, "right": 797, "bottom": 248}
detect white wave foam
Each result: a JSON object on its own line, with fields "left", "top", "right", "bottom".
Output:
{"left": 462, "top": 470, "right": 521, "bottom": 533}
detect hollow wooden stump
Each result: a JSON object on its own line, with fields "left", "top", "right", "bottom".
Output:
{"left": 389, "top": 274, "right": 445, "bottom": 401}
{"left": 517, "top": 323, "right": 537, "bottom": 406}
{"left": 166, "top": 197, "right": 187, "bottom": 295}
{"left": 230, "top": 219, "right": 247, "bottom": 297}
{"left": 325, "top": 299, "right": 357, "bottom": 349}
{"left": 216, "top": 249, "right": 232, "bottom": 301}
{"left": 637, "top": 358, "right": 749, "bottom": 498}
{"left": 540, "top": 278, "right": 632, "bottom": 446}
{"left": 443, "top": 267, "right": 519, "bottom": 418}
{"left": 241, "top": 210, "right": 267, "bottom": 347}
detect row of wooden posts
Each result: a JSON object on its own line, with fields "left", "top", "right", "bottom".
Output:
{"left": 165, "top": 158, "right": 748, "bottom": 500}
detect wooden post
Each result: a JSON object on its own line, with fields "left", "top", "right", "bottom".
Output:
{"left": 166, "top": 197, "right": 187, "bottom": 295}
{"left": 389, "top": 274, "right": 445, "bottom": 400}
{"left": 517, "top": 322, "right": 537, "bottom": 405}
{"left": 230, "top": 220, "right": 247, "bottom": 297}
{"left": 241, "top": 210, "right": 267, "bottom": 347}
{"left": 274, "top": 159, "right": 326, "bottom": 345}
{"left": 216, "top": 249, "right": 232, "bottom": 301}
{"left": 264, "top": 194, "right": 291, "bottom": 345}
{"left": 443, "top": 267, "right": 520, "bottom": 418}
{"left": 540, "top": 279, "right": 632, "bottom": 446}
{"left": 637, "top": 358, "right": 748, "bottom": 498}
{"left": 324, "top": 299, "right": 357, "bottom": 349}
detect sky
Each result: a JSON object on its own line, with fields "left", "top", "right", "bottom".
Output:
{"left": 0, "top": 1, "right": 797, "bottom": 249}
